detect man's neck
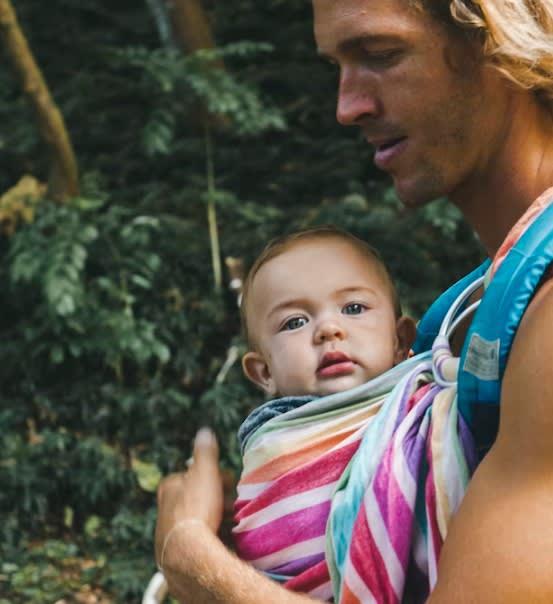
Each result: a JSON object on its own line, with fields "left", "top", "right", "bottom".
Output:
{"left": 450, "top": 93, "right": 553, "bottom": 258}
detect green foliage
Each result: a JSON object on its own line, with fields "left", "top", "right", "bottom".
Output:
{"left": 0, "top": 195, "right": 261, "bottom": 601}
{"left": 0, "top": 0, "right": 483, "bottom": 601}
{"left": 1, "top": 540, "right": 105, "bottom": 603}
{"left": 11, "top": 205, "right": 98, "bottom": 318}
{"left": 110, "top": 41, "right": 285, "bottom": 156}
{"left": 6, "top": 203, "right": 170, "bottom": 371}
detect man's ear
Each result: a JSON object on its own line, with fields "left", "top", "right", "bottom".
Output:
{"left": 393, "top": 316, "right": 417, "bottom": 364}
{"left": 242, "top": 351, "right": 277, "bottom": 396}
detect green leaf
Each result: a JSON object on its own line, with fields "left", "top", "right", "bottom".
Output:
{"left": 84, "top": 515, "right": 103, "bottom": 537}
{"left": 130, "top": 274, "right": 152, "bottom": 289}
{"left": 131, "top": 458, "right": 162, "bottom": 493}
{"left": 50, "top": 346, "right": 65, "bottom": 364}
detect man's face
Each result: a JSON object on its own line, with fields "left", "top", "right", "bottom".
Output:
{"left": 243, "top": 238, "right": 408, "bottom": 397}
{"left": 313, "top": 0, "right": 513, "bottom": 208}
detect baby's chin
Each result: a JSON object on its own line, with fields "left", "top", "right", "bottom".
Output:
{"left": 306, "top": 375, "right": 372, "bottom": 397}
{"left": 314, "top": 385, "right": 363, "bottom": 397}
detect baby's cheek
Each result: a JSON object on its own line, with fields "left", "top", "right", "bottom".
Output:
{"left": 378, "top": 345, "right": 400, "bottom": 372}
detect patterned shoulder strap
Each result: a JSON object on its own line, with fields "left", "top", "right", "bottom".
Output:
{"left": 458, "top": 200, "right": 553, "bottom": 450}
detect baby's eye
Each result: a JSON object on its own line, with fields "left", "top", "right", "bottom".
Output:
{"left": 342, "top": 303, "right": 367, "bottom": 315}
{"left": 281, "top": 316, "right": 308, "bottom": 331}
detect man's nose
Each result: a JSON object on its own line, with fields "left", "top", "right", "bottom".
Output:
{"left": 314, "top": 318, "right": 346, "bottom": 343}
{"left": 336, "top": 66, "right": 381, "bottom": 126}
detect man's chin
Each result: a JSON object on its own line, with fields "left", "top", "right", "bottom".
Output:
{"left": 394, "top": 186, "right": 434, "bottom": 209}
{"left": 392, "top": 174, "right": 447, "bottom": 209}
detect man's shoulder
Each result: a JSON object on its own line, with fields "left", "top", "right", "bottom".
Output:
{"left": 499, "top": 276, "right": 553, "bottom": 458}
{"left": 510, "top": 273, "right": 553, "bottom": 365}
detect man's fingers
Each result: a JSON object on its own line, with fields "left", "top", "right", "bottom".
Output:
{"left": 192, "top": 427, "right": 219, "bottom": 469}
{"left": 155, "top": 428, "right": 224, "bottom": 562}
{"left": 156, "top": 472, "right": 184, "bottom": 505}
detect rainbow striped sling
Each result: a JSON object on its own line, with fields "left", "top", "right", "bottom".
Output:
{"left": 234, "top": 191, "right": 553, "bottom": 603}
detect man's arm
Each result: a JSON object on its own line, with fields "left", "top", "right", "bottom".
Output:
{"left": 428, "top": 280, "right": 553, "bottom": 603}
{"left": 155, "top": 428, "right": 316, "bottom": 604}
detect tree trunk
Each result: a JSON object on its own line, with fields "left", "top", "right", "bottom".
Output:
{"left": 169, "top": 0, "right": 218, "bottom": 54}
{"left": 168, "top": 0, "right": 226, "bottom": 86}
{"left": 0, "top": 0, "right": 79, "bottom": 201}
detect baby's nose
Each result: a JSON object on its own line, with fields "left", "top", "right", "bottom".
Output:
{"left": 314, "top": 318, "right": 346, "bottom": 343}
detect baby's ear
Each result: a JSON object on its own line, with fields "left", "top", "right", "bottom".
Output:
{"left": 242, "top": 351, "right": 277, "bottom": 396}
{"left": 394, "top": 316, "right": 417, "bottom": 364}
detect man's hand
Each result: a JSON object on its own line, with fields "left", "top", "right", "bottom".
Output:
{"left": 155, "top": 427, "right": 224, "bottom": 568}
{"left": 154, "top": 428, "right": 313, "bottom": 604}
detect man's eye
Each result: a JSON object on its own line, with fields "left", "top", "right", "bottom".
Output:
{"left": 363, "top": 49, "right": 403, "bottom": 67}
{"left": 342, "top": 303, "right": 366, "bottom": 315}
{"left": 282, "top": 316, "right": 308, "bottom": 331}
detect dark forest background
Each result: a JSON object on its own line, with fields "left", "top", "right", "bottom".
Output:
{"left": 0, "top": 1, "right": 483, "bottom": 601}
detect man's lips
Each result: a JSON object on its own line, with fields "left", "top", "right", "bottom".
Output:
{"left": 368, "top": 136, "right": 408, "bottom": 170}
{"left": 317, "top": 351, "right": 356, "bottom": 378}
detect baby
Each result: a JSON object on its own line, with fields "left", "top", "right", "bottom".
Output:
{"left": 240, "top": 225, "right": 416, "bottom": 398}
{"left": 234, "top": 225, "right": 417, "bottom": 600}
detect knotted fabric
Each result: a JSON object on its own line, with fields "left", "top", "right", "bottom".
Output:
{"left": 234, "top": 337, "right": 477, "bottom": 603}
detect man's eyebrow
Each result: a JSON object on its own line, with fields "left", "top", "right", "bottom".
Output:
{"left": 317, "top": 34, "right": 403, "bottom": 60}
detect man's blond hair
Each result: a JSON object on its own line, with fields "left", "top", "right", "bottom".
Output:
{"left": 418, "top": 0, "right": 553, "bottom": 111}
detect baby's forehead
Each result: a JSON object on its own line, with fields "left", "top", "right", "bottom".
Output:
{"left": 252, "top": 238, "right": 390, "bottom": 302}
{"left": 262, "top": 236, "right": 385, "bottom": 276}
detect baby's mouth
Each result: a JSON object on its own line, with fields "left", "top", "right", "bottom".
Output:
{"left": 317, "top": 351, "right": 355, "bottom": 378}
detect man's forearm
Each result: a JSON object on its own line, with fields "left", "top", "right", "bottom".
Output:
{"left": 162, "top": 521, "right": 316, "bottom": 604}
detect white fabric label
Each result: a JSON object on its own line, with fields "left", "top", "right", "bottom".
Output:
{"left": 462, "top": 333, "right": 500, "bottom": 381}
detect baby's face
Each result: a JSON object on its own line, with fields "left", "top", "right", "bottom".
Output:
{"left": 243, "top": 238, "right": 410, "bottom": 397}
